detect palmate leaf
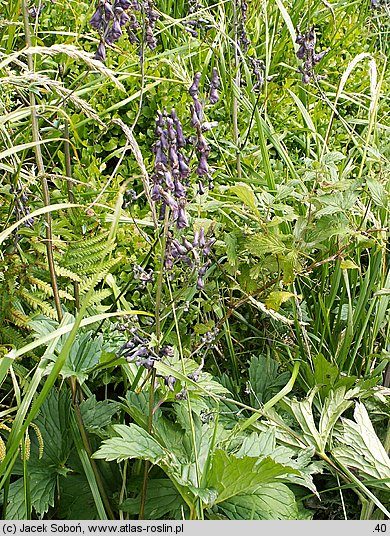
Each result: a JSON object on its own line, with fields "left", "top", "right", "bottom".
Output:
{"left": 230, "top": 182, "right": 260, "bottom": 217}
{"left": 206, "top": 450, "right": 299, "bottom": 504}
{"left": 332, "top": 403, "right": 390, "bottom": 489}
{"left": 60, "top": 332, "right": 103, "bottom": 382}
{"left": 2, "top": 390, "right": 74, "bottom": 518}
{"left": 92, "top": 424, "right": 166, "bottom": 463}
{"left": 80, "top": 396, "right": 120, "bottom": 436}
{"left": 236, "top": 429, "right": 321, "bottom": 494}
{"left": 218, "top": 483, "right": 300, "bottom": 520}
{"left": 121, "top": 479, "right": 187, "bottom": 519}
{"left": 249, "top": 355, "right": 290, "bottom": 407}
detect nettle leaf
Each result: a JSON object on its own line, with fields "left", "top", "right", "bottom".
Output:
{"left": 249, "top": 355, "right": 290, "bottom": 407}
{"left": 92, "top": 424, "right": 166, "bottom": 463}
{"left": 332, "top": 403, "right": 390, "bottom": 488}
{"left": 121, "top": 479, "right": 187, "bottom": 519}
{"left": 230, "top": 182, "right": 260, "bottom": 217}
{"left": 218, "top": 483, "right": 299, "bottom": 520}
{"left": 61, "top": 332, "right": 103, "bottom": 382}
{"left": 207, "top": 450, "right": 299, "bottom": 504}
{"left": 224, "top": 231, "right": 239, "bottom": 267}
{"left": 80, "top": 395, "right": 120, "bottom": 436}
{"left": 2, "top": 478, "right": 26, "bottom": 519}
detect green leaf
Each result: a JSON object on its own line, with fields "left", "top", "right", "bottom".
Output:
{"left": 224, "top": 232, "right": 238, "bottom": 267}
{"left": 80, "top": 396, "right": 120, "bottom": 436}
{"left": 60, "top": 332, "right": 103, "bottom": 382}
{"left": 313, "top": 353, "right": 339, "bottom": 389}
{"left": 366, "top": 178, "right": 387, "bottom": 208}
{"left": 249, "top": 355, "right": 290, "bottom": 407}
{"left": 58, "top": 473, "right": 99, "bottom": 520}
{"left": 207, "top": 450, "right": 299, "bottom": 504}
{"left": 34, "top": 389, "right": 73, "bottom": 468}
{"left": 332, "top": 403, "right": 390, "bottom": 488}
{"left": 92, "top": 424, "right": 166, "bottom": 463}
{"left": 121, "top": 479, "right": 186, "bottom": 519}
{"left": 340, "top": 259, "right": 360, "bottom": 270}
{"left": 218, "top": 483, "right": 299, "bottom": 520}
{"left": 318, "top": 387, "right": 354, "bottom": 448}
{"left": 265, "top": 291, "right": 296, "bottom": 311}
{"left": 230, "top": 182, "right": 260, "bottom": 217}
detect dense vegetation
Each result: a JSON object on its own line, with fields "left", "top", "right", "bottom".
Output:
{"left": 0, "top": 0, "right": 389, "bottom": 521}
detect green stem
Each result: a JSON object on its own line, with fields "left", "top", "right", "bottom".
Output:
{"left": 21, "top": 0, "right": 62, "bottom": 322}
{"left": 139, "top": 212, "right": 169, "bottom": 519}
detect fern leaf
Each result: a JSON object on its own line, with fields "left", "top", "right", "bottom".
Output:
{"left": 18, "top": 290, "right": 58, "bottom": 320}
{"left": 79, "top": 256, "right": 121, "bottom": 293}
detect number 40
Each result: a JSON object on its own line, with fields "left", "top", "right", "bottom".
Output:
{"left": 374, "top": 524, "right": 387, "bottom": 533}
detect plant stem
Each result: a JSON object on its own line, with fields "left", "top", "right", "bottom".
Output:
{"left": 232, "top": 1, "right": 242, "bottom": 180}
{"left": 21, "top": 0, "right": 62, "bottom": 322}
{"left": 139, "top": 212, "right": 169, "bottom": 519}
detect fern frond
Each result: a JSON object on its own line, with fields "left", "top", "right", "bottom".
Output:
{"left": 18, "top": 290, "right": 58, "bottom": 320}
{"left": 8, "top": 308, "right": 31, "bottom": 328}
{"left": 0, "top": 325, "right": 29, "bottom": 347}
{"left": 79, "top": 256, "right": 121, "bottom": 293}
{"left": 64, "top": 243, "right": 116, "bottom": 273}
{"left": 87, "top": 288, "right": 113, "bottom": 307}
{"left": 54, "top": 265, "right": 82, "bottom": 282}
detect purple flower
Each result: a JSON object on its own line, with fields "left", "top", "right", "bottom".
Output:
{"left": 103, "top": 1, "right": 114, "bottom": 20}
{"left": 164, "top": 376, "right": 177, "bottom": 391}
{"left": 106, "top": 18, "right": 122, "bottom": 44}
{"left": 177, "top": 207, "right": 188, "bottom": 229}
{"left": 89, "top": 7, "right": 104, "bottom": 29}
{"left": 203, "top": 238, "right": 215, "bottom": 257}
{"left": 193, "top": 97, "right": 204, "bottom": 123}
{"left": 164, "top": 171, "right": 175, "bottom": 191}
{"left": 178, "top": 152, "right": 190, "bottom": 178}
{"left": 196, "top": 154, "right": 208, "bottom": 177}
{"left": 199, "top": 227, "right": 206, "bottom": 248}
{"left": 190, "top": 104, "right": 200, "bottom": 128}
{"left": 174, "top": 178, "right": 186, "bottom": 198}
{"left": 161, "top": 191, "right": 179, "bottom": 212}
{"left": 172, "top": 239, "right": 187, "bottom": 256}
{"left": 189, "top": 72, "right": 201, "bottom": 97}
{"left": 95, "top": 40, "right": 106, "bottom": 62}
{"left": 169, "top": 144, "right": 179, "bottom": 169}
{"left": 209, "top": 86, "right": 219, "bottom": 104}
{"left": 198, "top": 181, "right": 205, "bottom": 195}
{"left": 196, "top": 276, "right": 205, "bottom": 290}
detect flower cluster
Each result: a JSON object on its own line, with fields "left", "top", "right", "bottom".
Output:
{"left": 236, "top": 0, "right": 250, "bottom": 52}
{"left": 295, "top": 25, "right": 329, "bottom": 84}
{"left": 151, "top": 109, "right": 190, "bottom": 229}
{"left": 89, "top": 0, "right": 159, "bottom": 61}
{"left": 183, "top": 0, "right": 213, "bottom": 38}
{"left": 117, "top": 331, "right": 204, "bottom": 400}
{"left": 189, "top": 71, "right": 219, "bottom": 192}
{"left": 165, "top": 227, "right": 215, "bottom": 289}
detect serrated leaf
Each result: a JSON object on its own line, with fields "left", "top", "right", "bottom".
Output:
{"left": 367, "top": 178, "right": 387, "bottom": 208}
{"left": 230, "top": 182, "right": 260, "bottom": 217}
{"left": 92, "top": 424, "right": 166, "bottom": 463}
{"left": 80, "top": 396, "right": 120, "bottom": 435}
{"left": 121, "top": 479, "right": 186, "bottom": 519}
{"left": 313, "top": 353, "right": 339, "bottom": 389}
{"left": 249, "top": 355, "right": 290, "bottom": 407}
{"left": 332, "top": 403, "right": 390, "bottom": 488}
{"left": 207, "top": 450, "right": 299, "bottom": 504}
{"left": 224, "top": 232, "right": 238, "bottom": 267}
{"left": 60, "top": 332, "right": 103, "bottom": 382}
{"left": 218, "top": 483, "right": 299, "bottom": 520}
{"left": 265, "top": 291, "right": 296, "bottom": 311}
